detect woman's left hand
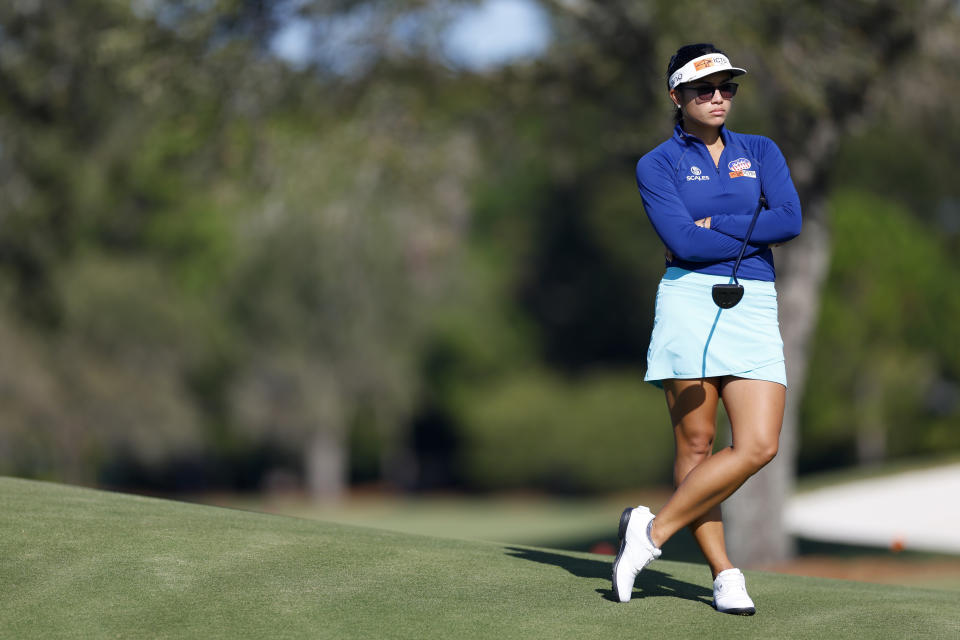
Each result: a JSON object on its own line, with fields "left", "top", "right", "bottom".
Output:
{"left": 694, "top": 217, "right": 711, "bottom": 229}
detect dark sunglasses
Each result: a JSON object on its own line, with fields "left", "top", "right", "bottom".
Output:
{"left": 682, "top": 82, "right": 739, "bottom": 101}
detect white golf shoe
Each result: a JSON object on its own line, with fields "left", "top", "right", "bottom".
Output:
{"left": 611, "top": 506, "right": 661, "bottom": 602}
{"left": 713, "top": 568, "right": 756, "bottom": 615}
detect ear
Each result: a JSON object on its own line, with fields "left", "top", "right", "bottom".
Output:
{"left": 669, "top": 88, "right": 681, "bottom": 108}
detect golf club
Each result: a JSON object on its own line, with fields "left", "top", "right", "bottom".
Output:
{"left": 712, "top": 193, "right": 767, "bottom": 309}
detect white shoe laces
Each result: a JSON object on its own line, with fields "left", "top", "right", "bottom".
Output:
{"left": 719, "top": 573, "right": 746, "bottom": 592}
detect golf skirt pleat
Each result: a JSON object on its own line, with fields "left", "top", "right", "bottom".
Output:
{"left": 645, "top": 267, "right": 787, "bottom": 388}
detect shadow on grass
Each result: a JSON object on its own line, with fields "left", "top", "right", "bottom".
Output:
{"left": 552, "top": 524, "right": 710, "bottom": 565}
{"left": 505, "top": 546, "right": 713, "bottom": 606}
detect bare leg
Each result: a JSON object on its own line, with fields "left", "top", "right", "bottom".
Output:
{"left": 650, "top": 377, "right": 785, "bottom": 548}
{"left": 665, "top": 378, "right": 735, "bottom": 578}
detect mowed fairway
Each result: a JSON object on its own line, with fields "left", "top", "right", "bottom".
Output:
{"left": 1, "top": 478, "right": 957, "bottom": 639}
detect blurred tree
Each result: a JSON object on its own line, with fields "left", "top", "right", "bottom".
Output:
{"left": 0, "top": 0, "right": 480, "bottom": 498}
{"left": 455, "top": 369, "right": 674, "bottom": 492}
{"left": 800, "top": 190, "right": 960, "bottom": 470}
{"left": 1, "top": 0, "right": 957, "bottom": 524}
{"left": 0, "top": 0, "right": 280, "bottom": 483}
{"left": 225, "top": 78, "right": 479, "bottom": 498}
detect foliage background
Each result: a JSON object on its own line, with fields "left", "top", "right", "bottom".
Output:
{"left": 0, "top": 1, "right": 958, "bottom": 507}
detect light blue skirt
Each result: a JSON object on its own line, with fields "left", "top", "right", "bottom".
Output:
{"left": 645, "top": 267, "right": 787, "bottom": 388}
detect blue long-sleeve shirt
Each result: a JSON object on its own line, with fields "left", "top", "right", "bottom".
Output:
{"left": 635, "top": 125, "right": 802, "bottom": 281}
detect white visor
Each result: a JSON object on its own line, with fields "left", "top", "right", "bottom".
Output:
{"left": 668, "top": 53, "right": 746, "bottom": 90}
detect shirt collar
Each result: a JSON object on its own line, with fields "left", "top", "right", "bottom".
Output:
{"left": 673, "top": 123, "right": 729, "bottom": 146}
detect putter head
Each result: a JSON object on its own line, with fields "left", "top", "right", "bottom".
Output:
{"left": 712, "top": 283, "right": 744, "bottom": 309}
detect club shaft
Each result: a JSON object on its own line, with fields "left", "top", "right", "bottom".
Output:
{"left": 729, "top": 195, "right": 766, "bottom": 284}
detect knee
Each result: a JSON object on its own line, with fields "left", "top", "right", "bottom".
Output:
{"left": 676, "top": 434, "right": 714, "bottom": 463}
{"left": 744, "top": 439, "right": 779, "bottom": 471}
{"left": 731, "top": 435, "right": 778, "bottom": 472}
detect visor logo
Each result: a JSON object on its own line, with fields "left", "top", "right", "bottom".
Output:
{"left": 693, "top": 56, "right": 725, "bottom": 71}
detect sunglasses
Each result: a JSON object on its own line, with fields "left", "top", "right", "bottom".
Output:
{"left": 681, "top": 82, "right": 739, "bottom": 101}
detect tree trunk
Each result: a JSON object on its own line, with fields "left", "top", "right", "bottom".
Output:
{"left": 305, "top": 425, "right": 347, "bottom": 501}
{"left": 724, "top": 197, "right": 831, "bottom": 566}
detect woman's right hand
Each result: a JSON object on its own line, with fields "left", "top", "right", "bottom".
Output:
{"left": 667, "top": 218, "right": 708, "bottom": 260}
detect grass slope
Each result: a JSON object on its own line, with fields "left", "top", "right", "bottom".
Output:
{"left": 1, "top": 478, "right": 958, "bottom": 639}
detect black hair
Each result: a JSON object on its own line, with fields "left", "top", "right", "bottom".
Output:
{"left": 667, "top": 43, "right": 726, "bottom": 125}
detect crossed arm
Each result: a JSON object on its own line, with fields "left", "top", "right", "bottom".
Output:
{"left": 704, "top": 143, "right": 802, "bottom": 245}
{"left": 637, "top": 141, "right": 801, "bottom": 262}
{"left": 637, "top": 160, "right": 770, "bottom": 263}
{"left": 690, "top": 215, "right": 789, "bottom": 248}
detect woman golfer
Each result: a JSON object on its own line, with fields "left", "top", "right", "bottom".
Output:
{"left": 612, "top": 43, "right": 801, "bottom": 615}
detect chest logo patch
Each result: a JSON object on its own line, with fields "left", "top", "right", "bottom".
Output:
{"left": 728, "top": 157, "right": 756, "bottom": 179}
{"left": 686, "top": 165, "right": 709, "bottom": 181}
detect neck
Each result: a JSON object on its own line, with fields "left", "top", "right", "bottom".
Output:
{"left": 682, "top": 121, "right": 722, "bottom": 146}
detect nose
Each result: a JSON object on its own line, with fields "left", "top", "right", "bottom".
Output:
{"left": 710, "top": 88, "right": 724, "bottom": 103}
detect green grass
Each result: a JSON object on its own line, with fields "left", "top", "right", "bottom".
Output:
{"left": 206, "top": 488, "right": 960, "bottom": 590}
{"left": 206, "top": 489, "right": 672, "bottom": 550}
{"left": 2, "top": 478, "right": 959, "bottom": 639}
